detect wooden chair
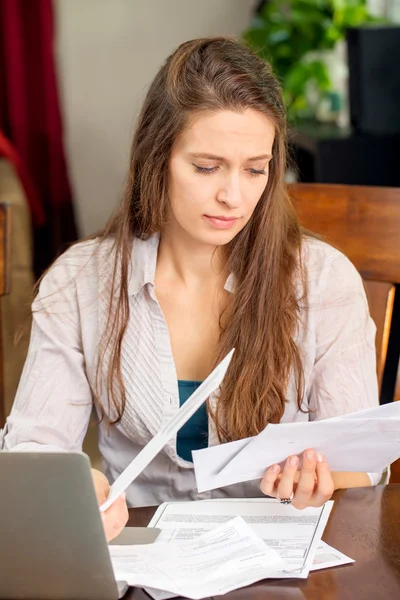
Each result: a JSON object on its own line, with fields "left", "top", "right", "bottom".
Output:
{"left": 288, "top": 183, "right": 400, "bottom": 482}
{"left": 0, "top": 203, "right": 11, "bottom": 427}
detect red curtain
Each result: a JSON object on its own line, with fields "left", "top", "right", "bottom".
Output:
{"left": 0, "top": 0, "right": 77, "bottom": 276}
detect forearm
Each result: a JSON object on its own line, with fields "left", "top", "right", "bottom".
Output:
{"left": 331, "top": 471, "right": 372, "bottom": 490}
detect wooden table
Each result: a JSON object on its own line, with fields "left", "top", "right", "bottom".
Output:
{"left": 125, "top": 485, "right": 400, "bottom": 600}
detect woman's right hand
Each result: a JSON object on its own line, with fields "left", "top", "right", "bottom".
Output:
{"left": 91, "top": 468, "right": 129, "bottom": 542}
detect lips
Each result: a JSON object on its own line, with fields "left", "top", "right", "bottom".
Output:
{"left": 204, "top": 215, "right": 237, "bottom": 221}
{"left": 203, "top": 215, "right": 239, "bottom": 229}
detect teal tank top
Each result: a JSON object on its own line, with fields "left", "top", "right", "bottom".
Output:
{"left": 176, "top": 380, "right": 208, "bottom": 462}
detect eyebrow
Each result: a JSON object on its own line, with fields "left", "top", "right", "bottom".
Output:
{"left": 189, "top": 153, "right": 272, "bottom": 162}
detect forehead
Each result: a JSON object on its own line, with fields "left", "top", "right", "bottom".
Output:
{"left": 173, "top": 109, "right": 275, "bottom": 157}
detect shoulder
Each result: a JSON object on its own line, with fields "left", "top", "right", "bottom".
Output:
{"left": 34, "top": 238, "right": 116, "bottom": 304}
{"left": 301, "top": 236, "right": 364, "bottom": 301}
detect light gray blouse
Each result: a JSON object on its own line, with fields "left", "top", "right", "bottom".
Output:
{"left": 0, "top": 235, "right": 385, "bottom": 506}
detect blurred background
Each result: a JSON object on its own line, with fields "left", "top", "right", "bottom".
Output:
{"left": 0, "top": 1, "right": 399, "bottom": 474}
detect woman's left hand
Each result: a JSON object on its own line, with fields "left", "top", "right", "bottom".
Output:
{"left": 260, "top": 449, "right": 335, "bottom": 509}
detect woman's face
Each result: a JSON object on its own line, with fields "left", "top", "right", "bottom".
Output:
{"left": 168, "top": 109, "right": 275, "bottom": 247}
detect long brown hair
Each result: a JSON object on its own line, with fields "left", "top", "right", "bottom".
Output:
{"left": 72, "top": 37, "right": 305, "bottom": 441}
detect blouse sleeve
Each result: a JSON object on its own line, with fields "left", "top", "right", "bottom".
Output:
{"left": 1, "top": 247, "right": 93, "bottom": 453}
{"left": 308, "top": 251, "right": 387, "bottom": 485}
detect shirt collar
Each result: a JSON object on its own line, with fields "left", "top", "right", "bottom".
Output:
{"left": 128, "top": 234, "right": 159, "bottom": 295}
{"left": 128, "top": 234, "right": 235, "bottom": 296}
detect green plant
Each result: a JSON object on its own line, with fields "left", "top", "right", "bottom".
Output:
{"left": 243, "top": 0, "right": 381, "bottom": 121}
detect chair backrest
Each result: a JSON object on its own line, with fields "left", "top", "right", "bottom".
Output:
{"left": 287, "top": 183, "right": 400, "bottom": 399}
{"left": 0, "top": 203, "right": 11, "bottom": 426}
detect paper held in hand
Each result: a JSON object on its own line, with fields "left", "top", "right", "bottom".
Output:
{"left": 100, "top": 348, "right": 235, "bottom": 512}
{"left": 192, "top": 401, "right": 400, "bottom": 493}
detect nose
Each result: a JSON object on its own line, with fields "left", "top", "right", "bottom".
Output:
{"left": 216, "top": 171, "right": 242, "bottom": 209}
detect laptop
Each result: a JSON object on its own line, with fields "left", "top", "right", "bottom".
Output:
{"left": 0, "top": 452, "right": 160, "bottom": 600}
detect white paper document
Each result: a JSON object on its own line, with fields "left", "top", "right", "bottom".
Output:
{"left": 143, "top": 500, "right": 351, "bottom": 600}
{"left": 193, "top": 402, "right": 400, "bottom": 492}
{"left": 147, "top": 498, "right": 333, "bottom": 580}
{"left": 144, "top": 540, "right": 355, "bottom": 600}
{"left": 109, "top": 516, "right": 284, "bottom": 599}
{"left": 310, "top": 541, "right": 354, "bottom": 572}
{"left": 101, "top": 349, "right": 234, "bottom": 511}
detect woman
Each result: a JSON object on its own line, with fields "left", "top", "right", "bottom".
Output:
{"left": 1, "top": 38, "right": 383, "bottom": 542}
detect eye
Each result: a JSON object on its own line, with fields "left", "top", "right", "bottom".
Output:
{"left": 248, "top": 168, "right": 267, "bottom": 178}
{"left": 192, "top": 164, "right": 219, "bottom": 175}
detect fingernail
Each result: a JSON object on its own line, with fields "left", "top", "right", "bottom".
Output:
{"left": 270, "top": 464, "right": 279, "bottom": 473}
{"left": 290, "top": 456, "right": 299, "bottom": 466}
{"left": 317, "top": 453, "right": 324, "bottom": 463}
{"left": 120, "top": 492, "right": 126, "bottom": 500}
{"left": 306, "top": 450, "right": 315, "bottom": 460}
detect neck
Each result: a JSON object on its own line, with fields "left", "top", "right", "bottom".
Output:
{"left": 157, "top": 227, "right": 226, "bottom": 289}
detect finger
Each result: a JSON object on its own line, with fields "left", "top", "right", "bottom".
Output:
{"left": 292, "top": 449, "right": 317, "bottom": 509}
{"left": 277, "top": 455, "right": 299, "bottom": 500}
{"left": 260, "top": 464, "right": 281, "bottom": 497}
{"left": 310, "top": 454, "right": 335, "bottom": 507}
{"left": 91, "top": 469, "right": 110, "bottom": 504}
{"left": 102, "top": 497, "right": 128, "bottom": 542}
{"left": 107, "top": 494, "right": 128, "bottom": 527}
{"left": 96, "top": 488, "right": 108, "bottom": 505}
{"left": 101, "top": 493, "right": 129, "bottom": 542}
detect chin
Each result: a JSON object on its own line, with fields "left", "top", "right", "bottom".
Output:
{"left": 194, "top": 229, "right": 239, "bottom": 247}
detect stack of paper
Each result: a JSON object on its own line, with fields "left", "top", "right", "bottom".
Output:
{"left": 146, "top": 498, "right": 334, "bottom": 580}
{"left": 110, "top": 516, "right": 284, "bottom": 599}
{"left": 109, "top": 498, "right": 354, "bottom": 599}
{"left": 192, "top": 402, "right": 400, "bottom": 492}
